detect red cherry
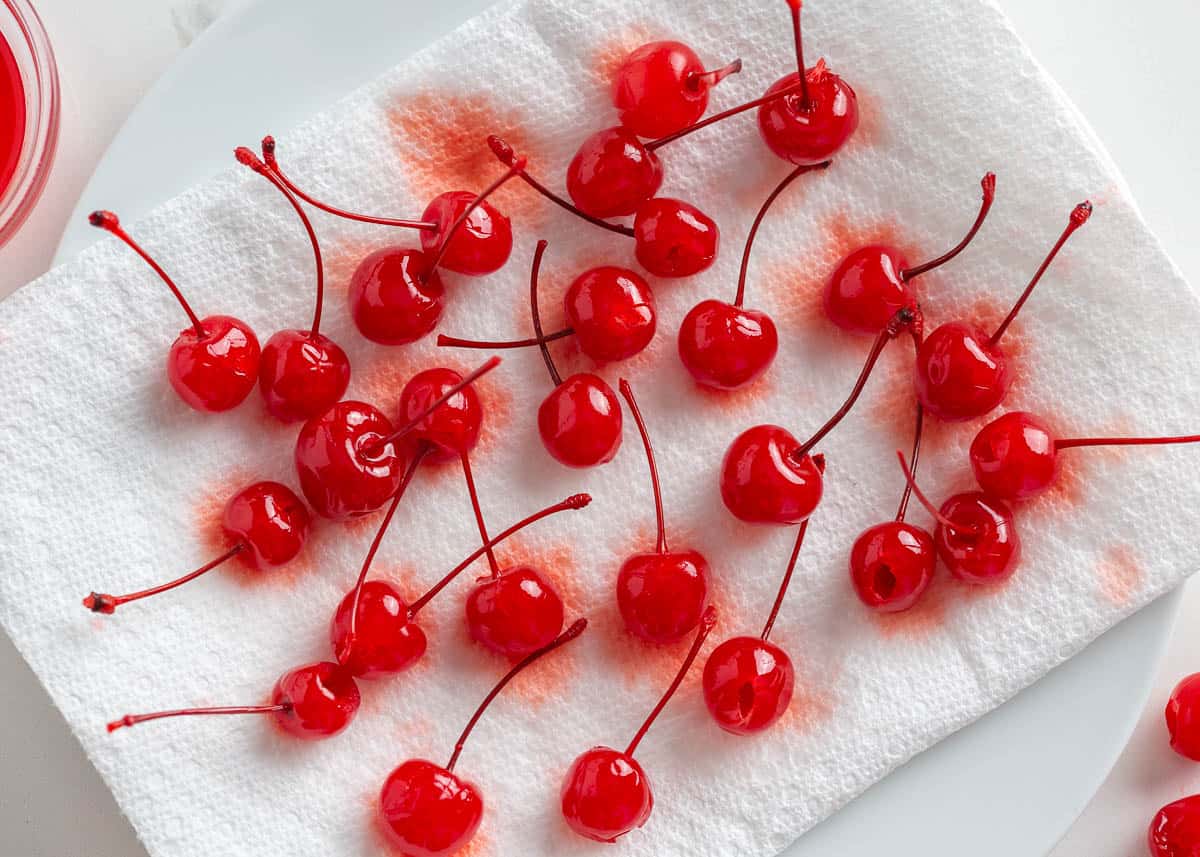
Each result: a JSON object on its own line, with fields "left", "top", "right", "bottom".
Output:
{"left": 564, "top": 267, "right": 656, "bottom": 362}
{"left": 915, "top": 202, "right": 1092, "bottom": 421}
{"left": 1149, "top": 795, "right": 1200, "bottom": 857}
{"left": 613, "top": 40, "right": 742, "bottom": 139}
{"left": 935, "top": 492, "right": 1021, "bottom": 584}
{"left": 379, "top": 620, "right": 587, "bottom": 856}
{"left": 757, "top": 3, "right": 858, "bottom": 164}
{"left": 83, "top": 480, "right": 310, "bottom": 614}
{"left": 347, "top": 247, "right": 445, "bottom": 345}
{"left": 678, "top": 161, "right": 829, "bottom": 391}
{"left": 562, "top": 608, "right": 716, "bottom": 842}
{"left": 615, "top": 380, "right": 709, "bottom": 643}
{"left": 466, "top": 566, "right": 566, "bottom": 658}
{"left": 398, "top": 367, "right": 485, "bottom": 464}
{"left": 87, "top": 211, "right": 261, "bottom": 412}
{"left": 107, "top": 661, "right": 361, "bottom": 741}
{"left": 1167, "top": 674, "right": 1200, "bottom": 762}
{"left": 825, "top": 173, "right": 996, "bottom": 334}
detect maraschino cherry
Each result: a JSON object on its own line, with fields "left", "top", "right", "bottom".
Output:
{"left": 613, "top": 40, "right": 742, "bottom": 138}
{"left": 615, "top": 380, "right": 709, "bottom": 643}
{"left": 970, "top": 411, "right": 1200, "bottom": 503}
{"left": 83, "top": 480, "right": 310, "bottom": 614}
{"left": 757, "top": 0, "right": 859, "bottom": 165}
{"left": 825, "top": 173, "right": 996, "bottom": 335}
{"left": 915, "top": 201, "right": 1092, "bottom": 422}
{"left": 721, "top": 307, "right": 917, "bottom": 524}
{"left": 87, "top": 211, "right": 261, "bottom": 412}
{"left": 236, "top": 148, "right": 350, "bottom": 422}
{"left": 378, "top": 619, "right": 587, "bottom": 856}
{"left": 561, "top": 606, "right": 717, "bottom": 842}
{"left": 1166, "top": 673, "right": 1200, "bottom": 762}
{"left": 679, "top": 160, "right": 830, "bottom": 390}
{"left": 1149, "top": 795, "right": 1200, "bottom": 857}
{"left": 703, "top": 475, "right": 821, "bottom": 735}
{"left": 488, "top": 135, "right": 719, "bottom": 278}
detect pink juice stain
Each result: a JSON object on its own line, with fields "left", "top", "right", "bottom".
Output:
{"left": 0, "top": 30, "right": 25, "bottom": 199}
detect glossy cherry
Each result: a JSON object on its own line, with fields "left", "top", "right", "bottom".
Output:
{"left": 615, "top": 380, "right": 709, "bottom": 643}
{"left": 703, "top": 483, "right": 821, "bottom": 735}
{"left": 757, "top": 1, "right": 859, "bottom": 165}
{"left": 825, "top": 173, "right": 996, "bottom": 334}
{"left": 237, "top": 148, "right": 350, "bottom": 422}
{"left": 378, "top": 619, "right": 587, "bottom": 856}
{"left": 678, "top": 161, "right": 829, "bottom": 390}
{"left": 107, "top": 660, "right": 361, "bottom": 741}
{"left": 561, "top": 607, "right": 717, "bottom": 842}
{"left": 915, "top": 202, "right": 1092, "bottom": 421}
{"left": 613, "top": 40, "right": 742, "bottom": 138}
{"left": 970, "top": 410, "right": 1200, "bottom": 503}
{"left": 83, "top": 480, "right": 310, "bottom": 614}
{"left": 1149, "top": 795, "right": 1200, "bottom": 857}
{"left": 87, "top": 211, "right": 260, "bottom": 412}
{"left": 1166, "top": 673, "right": 1200, "bottom": 762}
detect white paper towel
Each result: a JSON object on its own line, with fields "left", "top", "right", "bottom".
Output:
{"left": 1, "top": 1, "right": 1198, "bottom": 856}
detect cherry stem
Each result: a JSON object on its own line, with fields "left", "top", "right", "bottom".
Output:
{"left": 364, "top": 357, "right": 501, "bottom": 455}
{"left": 624, "top": 605, "right": 717, "bottom": 757}
{"left": 84, "top": 544, "right": 245, "bottom": 615}
{"left": 901, "top": 173, "right": 997, "bottom": 281}
{"left": 235, "top": 147, "right": 327, "bottom": 335}
{"left": 990, "top": 201, "right": 1092, "bottom": 346}
{"left": 1056, "top": 433, "right": 1200, "bottom": 451}
{"left": 88, "top": 211, "right": 206, "bottom": 339}
{"left": 528, "top": 240, "right": 563, "bottom": 388}
{"left": 895, "top": 403, "right": 925, "bottom": 522}
{"left": 687, "top": 58, "right": 743, "bottom": 91}
{"left": 487, "top": 136, "right": 636, "bottom": 236}
{"left": 735, "top": 161, "right": 831, "bottom": 306}
{"left": 645, "top": 75, "right": 810, "bottom": 152}
{"left": 460, "top": 452, "right": 500, "bottom": 577}
{"left": 107, "top": 703, "right": 288, "bottom": 733}
{"left": 259, "top": 136, "right": 438, "bottom": 231}
{"left": 618, "top": 379, "right": 668, "bottom": 554}
{"left": 445, "top": 617, "right": 588, "bottom": 772}
{"left": 408, "top": 494, "right": 592, "bottom": 616}
{"left": 425, "top": 157, "right": 527, "bottom": 275}
{"left": 787, "top": 0, "right": 811, "bottom": 109}
{"left": 437, "top": 328, "right": 575, "bottom": 351}
{"left": 896, "top": 451, "right": 979, "bottom": 535}
{"left": 761, "top": 454, "right": 824, "bottom": 641}
{"left": 792, "top": 308, "right": 914, "bottom": 461}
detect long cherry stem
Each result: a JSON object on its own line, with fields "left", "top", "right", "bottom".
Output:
{"left": 1056, "top": 433, "right": 1200, "bottom": 451}
{"left": 735, "top": 161, "right": 831, "bottom": 306}
{"left": 107, "top": 703, "right": 288, "bottom": 733}
{"left": 645, "top": 76, "right": 809, "bottom": 152}
{"left": 687, "top": 58, "right": 743, "bottom": 91}
{"left": 896, "top": 451, "right": 979, "bottom": 535}
{"left": 408, "top": 494, "right": 592, "bottom": 616}
{"left": 618, "top": 379, "right": 668, "bottom": 554}
{"left": 445, "top": 618, "right": 588, "bottom": 772}
{"left": 437, "top": 329, "right": 575, "bottom": 350}
{"left": 761, "top": 455, "right": 824, "bottom": 641}
{"left": 528, "top": 240, "right": 563, "bottom": 388}
{"left": 460, "top": 452, "right": 500, "bottom": 577}
{"left": 901, "top": 173, "right": 997, "bottom": 281}
{"left": 425, "top": 158, "right": 527, "bottom": 274}
{"left": 84, "top": 544, "right": 246, "bottom": 615}
{"left": 88, "top": 211, "right": 206, "bottom": 338}
{"left": 487, "top": 136, "right": 635, "bottom": 236}
{"left": 787, "top": 0, "right": 811, "bottom": 109}
{"left": 235, "top": 148, "right": 327, "bottom": 335}
{"left": 625, "top": 605, "right": 717, "bottom": 757}
{"left": 259, "top": 136, "right": 438, "bottom": 231}
{"left": 895, "top": 403, "right": 925, "bottom": 522}
{"left": 989, "top": 201, "right": 1092, "bottom": 346}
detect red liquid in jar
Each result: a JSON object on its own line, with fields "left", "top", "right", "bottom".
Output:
{"left": 0, "top": 30, "right": 26, "bottom": 197}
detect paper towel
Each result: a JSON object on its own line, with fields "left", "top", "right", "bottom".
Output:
{"left": 1, "top": 0, "right": 1198, "bottom": 855}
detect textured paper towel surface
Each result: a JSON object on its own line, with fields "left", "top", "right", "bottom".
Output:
{"left": 1, "top": 1, "right": 1198, "bottom": 855}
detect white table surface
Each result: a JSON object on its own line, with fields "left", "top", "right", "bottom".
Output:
{"left": 1, "top": 1, "right": 1198, "bottom": 855}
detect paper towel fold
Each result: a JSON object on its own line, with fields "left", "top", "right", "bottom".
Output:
{"left": 1, "top": 0, "right": 1198, "bottom": 855}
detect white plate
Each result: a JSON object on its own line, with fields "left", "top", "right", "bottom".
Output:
{"left": 44, "top": 1, "right": 1178, "bottom": 855}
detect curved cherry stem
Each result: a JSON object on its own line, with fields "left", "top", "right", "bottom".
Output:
{"left": 990, "top": 201, "right": 1092, "bottom": 346}
{"left": 437, "top": 328, "right": 575, "bottom": 350}
{"left": 84, "top": 543, "right": 245, "bottom": 615}
{"left": 686, "top": 58, "right": 743, "bottom": 91}
{"left": 896, "top": 451, "right": 980, "bottom": 535}
{"left": 528, "top": 240, "right": 563, "bottom": 388}
{"left": 625, "top": 605, "right": 717, "bottom": 757}
{"left": 425, "top": 157, "right": 527, "bottom": 274}
{"left": 445, "top": 618, "right": 588, "bottom": 772}
{"left": 460, "top": 452, "right": 500, "bottom": 577}
{"left": 235, "top": 147, "right": 327, "bottom": 335}
{"left": 259, "top": 136, "right": 438, "bottom": 231}
{"left": 88, "top": 211, "right": 206, "bottom": 338}
{"left": 618, "top": 379, "right": 668, "bottom": 554}
{"left": 107, "top": 702, "right": 288, "bottom": 733}
{"left": 761, "top": 455, "right": 824, "bottom": 641}
{"left": 645, "top": 76, "right": 809, "bottom": 152}
{"left": 735, "top": 161, "right": 831, "bottom": 306}
{"left": 901, "top": 173, "right": 997, "bottom": 281}
{"left": 408, "top": 494, "right": 592, "bottom": 616}
{"left": 895, "top": 403, "right": 925, "bottom": 522}
{"left": 1056, "top": 433, "right": 1200, "bottom": 451}
{"left": 487, "top": 136, "right": 635, "bottom": 237}
{"left": 786, "top": 0, "right": 811, "bottom": 109}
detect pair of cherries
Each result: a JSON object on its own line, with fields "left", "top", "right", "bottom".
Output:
{"left": 1146, "top": 676, "right": 1200, "bottom": 855}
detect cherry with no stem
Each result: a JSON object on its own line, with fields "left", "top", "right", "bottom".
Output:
{"left": 1149, "top": 794, "right": 1200, "bottom": 857}
{"left": 87, "top": 211, "right": 261, "bottom": 413}
{"left": 612, "top": 40, "right": 742, "bottom": 139}
{"left": 378, "top": 619, "right": 587, "bottom": 856}
{"left": 562, "top": 606, "right": 717, "bottom": 842}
